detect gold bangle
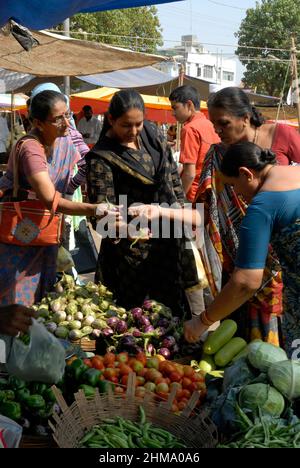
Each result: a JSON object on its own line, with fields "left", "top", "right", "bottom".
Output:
{"left": 200, "top": 311, "right": 215, "bottom": 327}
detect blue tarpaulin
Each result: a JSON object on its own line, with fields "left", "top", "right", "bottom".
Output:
{"left": 0, "top": 0, "right": 183, "bottom": 29}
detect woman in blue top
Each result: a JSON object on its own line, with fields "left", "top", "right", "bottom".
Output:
{"left": 183, "top": 141, "right": 300, "bottom": 356}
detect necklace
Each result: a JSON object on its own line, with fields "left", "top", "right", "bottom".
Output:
{"left": 253, "top": 127, "right": 259, "bottom": 145}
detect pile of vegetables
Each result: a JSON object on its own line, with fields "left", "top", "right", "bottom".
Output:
{"left": 191, "top": 320, "right": 247, "bottom": 375}
{"left": 78, "top": 406, "right": 187, "bottom": 448}
{"left": 63, "top": 352, "right": 206, "bottom": 413}
{"left": 218, "top": 410, "right": 300, "bottom": 448}
{"left": 205, "top": 339, "right": 300, "bottom": 446}
{"left": 34, "top": 274, "right": 185, "bottom": 358}
{"left": 0, "top": 375, "right": 58, "bottom": 436}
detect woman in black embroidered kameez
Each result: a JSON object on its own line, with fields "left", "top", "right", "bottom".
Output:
{"left": 86, "top": 90, "right": 198, "bottom": 316}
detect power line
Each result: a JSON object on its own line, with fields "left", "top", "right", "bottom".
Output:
{"left": 206, "top": 0, "right": 247, "bottom": 10}
{"left": 49, "top": 29, "right": 296, "bottom": 53}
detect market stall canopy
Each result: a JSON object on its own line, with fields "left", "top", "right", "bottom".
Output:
{"left": 0, "top": 93, "right": 27, "bottom": 111}
{"left": 0, "top": 0, "right": 183, "bottom": 29}
{"left": 133, "top": 75, "right": 214, "bottom": 101}
{"left": 77, "top": 65, "right": 179, "bottom": 89}
{"left": 70, "top": 87, "right": 208, "bottom": 124}
{"left": 0, "top": 30, "right": 165, "bottom": 76}
{"left": 0, "top": 68, "right": 34, "bottom": 93}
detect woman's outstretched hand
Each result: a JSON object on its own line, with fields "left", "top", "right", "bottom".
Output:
{"left": 128, "top": 204, "right": 162, "bottom": 222}
{"left": 0, "top": 304, "right": 37, "bottom": 336}
{"left": 184, "top": 315, "right": 209, "bottom": 343}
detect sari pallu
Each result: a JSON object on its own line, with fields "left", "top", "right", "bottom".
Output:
{"left": 197, "top": 144, "right": 283, "bottom": 345}
{"left": 87, "top": 121, "right": 200, "bottom": 316}
{"left": 272, "top": 220, "right": 300, "bottom": 357}
{"left": 0, "top": 135, "right": 78, "bottom": 306}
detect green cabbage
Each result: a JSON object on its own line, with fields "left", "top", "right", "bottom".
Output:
{"left": 248, "top": 341, "right": 287, "bottom": 372}
{"left": 239, "top": 383, "right": 285, "bottom": 417}
{"left": 268, "top": 360, "right": 300, "bottom": 400}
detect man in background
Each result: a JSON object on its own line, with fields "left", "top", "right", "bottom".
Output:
{"left": 169, "top": 85, "right": 219, "bottom": 202}
{"left": 77, "top": 105, "right": 102, "bottom": 148}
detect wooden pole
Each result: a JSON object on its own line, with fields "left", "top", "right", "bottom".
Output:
{"left": 291, "top": 36, "right": 300, "bottom": 133}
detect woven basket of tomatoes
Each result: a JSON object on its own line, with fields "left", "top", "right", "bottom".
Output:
{"left": 50, "top": 373, "right": 217, "bottom": 448}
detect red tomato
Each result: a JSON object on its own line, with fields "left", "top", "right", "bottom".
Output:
{"left": 135, "top": 387, "right": 146, "bottom": 398}
{"left": 121, "top": 375, "right": 129, "bottom": 386}
{"left": 160, "top": 362, "right": 176, "bottom": 375}
{"left": 183, "top": 365, "right": 196, "bottom": 379}
{"left": 137, "top": 368, "right": 147, "bottom": 378}
{"left": 114, "top": 386, "right": 125, "bottom": 395}
{"left": 103, "top": 368, "right": 117, "bottom": 379}
{"left": 117, "top": 352, "right": 129, "bottom": 363}
{"left": 136, "top": 376, "right": 145, "bottom": 387}
{"left": 131, "top": 359, "right": 144, "bottom": 374}
{"left": 181, "top": 389, "right": 191, "bottom": 399}
{"left": 145, "top": 369, "right": 162, "bottom": 382}
{"left": 169, "top": 371, "right": 182, "bottom": 383}
{"left": 156, "top": 382, "right": 170, "bottom": 394}
{"left": 83, "top": 358, "right": 93, "bottom": 368}
{"left": 119, "top": 363, "right": 132, "bottom": 376}
{"left": 181, "top": 377, "right": 192, "bottom": 389}
{"left": 144, "top": 382, "right": 156, "bottom": 392}
{"left": 90, "top": 357, "right": 104, "bottom": 370}
{"left": 136, "top": 352, "right": 147, "bottom": 366}
{"left": 103, "top": 352, "right": 116, "bottom": 367}
{"left": 155, "top": 391, "right": 168, "bottom": 401}
{"left": 146, "top": 357, "right": 160, "bottom": 370}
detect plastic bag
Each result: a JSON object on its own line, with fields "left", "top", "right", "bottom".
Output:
{"left": 56, "top": 245, "right": 75, "bottom": 272}
{"left": 3, "top": 319, "right": 65, "bottom": 383}
{"left": 0, "top": 416, "right": 22, "bottom": 448}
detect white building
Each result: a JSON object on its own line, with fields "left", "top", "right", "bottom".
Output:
{"left": 159, "top": 35, "right": 237, "bottom": 87}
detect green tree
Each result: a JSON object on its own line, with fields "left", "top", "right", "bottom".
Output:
{"left": 235, "top": 0, "right": 300, "bottom": 96}
{"left": 56, "top": 7, "right": 163, "bottom": 53}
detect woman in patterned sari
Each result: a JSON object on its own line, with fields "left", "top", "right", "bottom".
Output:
{"left": 86, "top": 89, "right": 199, "bottom": 316}
{"left": 185, "top": 142, "right": 300, "bottom": 357}
{"left": 196, "top": 87, "right": 300, "bottom": 345}
{"left": 0, "top": 90, "right": 116, "bottom": 306}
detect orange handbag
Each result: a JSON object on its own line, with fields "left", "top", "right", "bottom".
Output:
{"left": 0, "top": 138, "right": 63, "bottom": 246}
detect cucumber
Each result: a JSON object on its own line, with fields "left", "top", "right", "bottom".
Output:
{"left": 231, "top": 345, "right": 249, "bottom": 363}
{"left": 214, "top": 337, "right": 247, "bottom": 367}
{"left": 203, "top": 319, "right": 237, "bottom": 355}
{"left": 198, "top": 354, "right": 216, "bottom": 373}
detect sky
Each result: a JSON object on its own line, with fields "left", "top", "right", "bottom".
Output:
{"left": 156, "top": 0, "right": 258, "bottom": 83}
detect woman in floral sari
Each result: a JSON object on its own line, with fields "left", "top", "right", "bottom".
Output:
{"left": 185, "top": 142, "right": 300, "bottom": 357}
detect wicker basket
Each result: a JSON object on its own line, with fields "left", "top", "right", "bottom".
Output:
{"left": 70, "top": 337, "right": 96, "bottom": 352}
{"left": 49, "top": 373, "right": 218, "bottom": 448}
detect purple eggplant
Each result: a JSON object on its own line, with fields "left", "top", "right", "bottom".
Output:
{"left": 107, "top": 316, "right": 120, "bottom": 330}
{"left": 146, "top": 343, "right": 155, "bottom": 356}
{"left": 116, "top": 320, "right": 128, "bottom": 334}
{"left": 143, "top": 299, "right": 156, "bottom": 311}
{"left": 138, "top": 316, "right": 151, "bottom": 328}
{"left": 159, "top": 348, "right": 171, "bottom": 359}
{"left": 119, "top": 335, "right": 136, "bottom": 348}
{"left": 172, "top": 343, "right": 180, "bottom": 354}
{"left": 101, "top": 327, "right": 114, "bottom": 338}
{"left": 131, "top": 307, "right": 143, "bottom": 320}
{"left": 162, "top": 336, "right": 176, "bottom": 349}
{"left": 154, "top": 327, "right": 167, "bottom": 338}
{"left": 132, "top": 328, "right": 143, "bottom": 338}
{"left": 158, "top": 318, "right": 170, "bottom": 329}
{"left": 91, "top": 329, "right": 102, "bottom": 339}
{"left": 144, "top": 325, "right": 155, "bottom": 333}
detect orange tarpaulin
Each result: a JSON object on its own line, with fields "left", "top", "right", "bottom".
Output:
{"left": 70, "top": 87, "right": 208, "bottom": 124}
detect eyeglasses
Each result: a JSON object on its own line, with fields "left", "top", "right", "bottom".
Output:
{"left": 46, "top": 111, "right": 73, "bottom": 127}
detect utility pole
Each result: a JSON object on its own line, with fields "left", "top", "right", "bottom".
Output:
{"left": 63, "top": 19, "right": 70, "bottom": 97}
{"left": 291, "top": 35, "right": 300, "bottom": 133}
{"left": 175, "top": 63, "right": 185, "bottom": 152}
